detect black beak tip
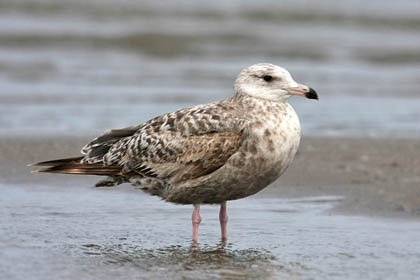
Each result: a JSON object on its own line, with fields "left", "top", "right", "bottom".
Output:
{"left": 305, "top": 87, "right": 319, "bottom": 100}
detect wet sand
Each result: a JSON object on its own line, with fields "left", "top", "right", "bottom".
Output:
{"left": 2, "top": 135, "right": 420, "bottom": 280}
{"left": 2, "top": 135, "right": 420, "bottom": 218}
{"left": 3, "top": 182, "right": 420, "bottom": 280}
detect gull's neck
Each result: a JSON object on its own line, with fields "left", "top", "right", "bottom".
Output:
{"left": 233, "top": 90, "right": 289, "bottom": 106}
{"left": 230, "top": 91, "right": 292, "bottom": 123}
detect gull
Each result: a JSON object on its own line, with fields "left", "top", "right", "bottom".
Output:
{"left": 30, "top": 63, "right": 318, "bottom": 243}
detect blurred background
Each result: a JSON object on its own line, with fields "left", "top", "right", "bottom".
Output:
{"left": 2, "top": 1, "right": 420, "bottom": 279}
{"left": 1, "top": 0, "right": 420, "bottom": 138}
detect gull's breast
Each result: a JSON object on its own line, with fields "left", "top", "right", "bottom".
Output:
{"left": 245, "top": 102, "right": 301, "bottom": 177}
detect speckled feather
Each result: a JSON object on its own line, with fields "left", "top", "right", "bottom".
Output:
{"left": 81, "top": 99, "right": 245, "bottom": 178}
{"left": 78, "top": 92, "right": 300, "bottom": 204}
{"left": 33, "top": 64, "right": 308, "bottom": 205}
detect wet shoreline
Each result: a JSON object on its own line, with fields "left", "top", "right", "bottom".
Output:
{"left": 2, "top": 181, "right": 420, "bottom": 280}
{"left": 2, "top": 135, "right": 419, "bottom": 218}
{"left": 1, "top": 135, "right": 419, "bottom": 279}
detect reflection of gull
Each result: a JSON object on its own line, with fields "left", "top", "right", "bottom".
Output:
{"left": 30, "top": 63, "right": 318, "bottom": 243}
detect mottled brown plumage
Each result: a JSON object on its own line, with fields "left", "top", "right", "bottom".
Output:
{"left": 30, "top": 63, "right": 318, "bottom": 242}
{"left": 31, "top": 63, "right": 318, "bottom": 205}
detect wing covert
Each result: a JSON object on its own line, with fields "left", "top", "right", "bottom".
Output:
{"left": 96, "top": 100, "right": 246, "bottom": 181}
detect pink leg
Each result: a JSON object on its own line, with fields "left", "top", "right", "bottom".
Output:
{"left": 219, "top": 201, "right": 228, "bottom": 242}
{"left": 192, "top": 204, "right": 201, "bottom": 243}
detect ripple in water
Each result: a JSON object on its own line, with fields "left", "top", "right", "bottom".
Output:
{"left": 78, "top": 243, "right": 280, "bottom": 279}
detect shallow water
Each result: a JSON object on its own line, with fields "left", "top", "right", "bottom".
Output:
{"left": 1, "top": 182, "right": 420, "bottom": 280}
{"left": 1, "top": 95, "right": 420, "bottom": 138}
{"left": 1, "top": 0, "right": 420, "bottom": 138}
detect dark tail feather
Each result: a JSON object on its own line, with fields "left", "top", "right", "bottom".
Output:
{"left": 28, "top": 157, "right": 84, "bottom": 167}
{"left": 29, "top": 156, "right": 122, "bottom": 176}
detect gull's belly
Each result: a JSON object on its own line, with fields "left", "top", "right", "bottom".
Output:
{"left": 167, "top": 104, "right": 301, "bottom": 204}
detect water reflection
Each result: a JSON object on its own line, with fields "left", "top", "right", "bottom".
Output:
{"left": 81, "top": 242, "right": 280, "bottom": 279}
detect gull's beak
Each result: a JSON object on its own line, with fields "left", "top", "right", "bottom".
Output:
{"left": 286, "top": 84, "right": 319, "bottom": 100}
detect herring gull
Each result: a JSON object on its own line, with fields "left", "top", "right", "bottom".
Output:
{"left": 30, "top": 63, "right": 318, "bottom": 243}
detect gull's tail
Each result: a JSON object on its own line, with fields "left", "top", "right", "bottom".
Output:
{"left": 29, "top": 157, "right": 122, "bottom": 176}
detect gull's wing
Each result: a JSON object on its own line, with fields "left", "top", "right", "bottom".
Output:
{"left": 80, "top": 124, "right": 142, "bottom": 164}
{"left": 81, "top": 100, "right": 245, "bottom": 181}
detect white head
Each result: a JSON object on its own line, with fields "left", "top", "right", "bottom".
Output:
{"left": 234, "top": 63, "right": 318, "bottom": 102}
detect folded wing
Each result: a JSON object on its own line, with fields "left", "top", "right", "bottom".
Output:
{"left": 32, "top": 101, "right": 245, "bottom": 183}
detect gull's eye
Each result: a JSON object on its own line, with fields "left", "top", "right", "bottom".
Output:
{"left": 263, "top": 75, "right": 272, "bottom": 82}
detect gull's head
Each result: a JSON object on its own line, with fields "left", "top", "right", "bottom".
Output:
{"left": 234, "top": 63, "right": 318, "bottom": 102}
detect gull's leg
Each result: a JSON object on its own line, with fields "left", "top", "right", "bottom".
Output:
{"left": 192, "top": 204, "right": 201, "bottom": 243}
{"left": 219, "top": 201, "right": 228, "bottom": 242}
